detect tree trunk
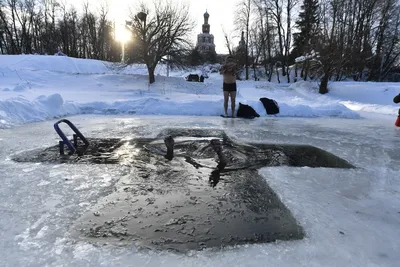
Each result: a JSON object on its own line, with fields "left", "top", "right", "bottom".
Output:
{"left": 0, "top": 36, "right": 4, "bottom": 54}
{"left": 268, "top": 63, "right": 273, "bottom": 82}
{"left": 259, "top": 8, "right": 269, "bottom": 80}
{"left": 148, "top": 66, "right": 155, "bottom": 84}
{"left": 264, "top": 62, "right": 269, "bottom": 79}
{"left": 319, "top": 75, "right": 329, "bottom": 94}
{"left": 245, "top": 33, "right": 249, "bottom": 80}
{"left": 304, "top": 60, "right": 309, "bottom": 81}
{"left": 266, "top": 10, "right": 273, "bottom": 80}
{"left": 284, "top": 0, "right": 295, "bottom": 83}
{"left": 276, "top": 64, "right": 280, "bottom": 83}
{"left": 252, "top": 63, "right": 257, "bottom": 81}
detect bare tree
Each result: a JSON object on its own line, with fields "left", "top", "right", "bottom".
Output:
{"left": 245, "top": 0, "right": 276, "bottom": 81}
{"left": 127, "top": 1, "right": 195, "bottom": 84}
{"left": 96, "top": 3, "right": 108, "bottom": 59}
{"left": 344, "top": 0, "right": 377, "bottom": 81}
{"left": 222, "top": 27, "right": 233, "bottom": 55}
{"left": 254, "top": 4, "right": 268, "bottom": 79}
{"left": 249, "top": 24, "right": 262, "bottom": 80}
{"left": 283, "top": 0, "right": 298, "bottom": 83}
{"left": 235, "top": 0, "right": 252, "bottom": 80}
{"left": 367, "top": 0, "right": 398, "bottom": 81}
{"left": 263, "top": 4, "right": 276, "bottom": 82}
{"left": 316, "top": 0, "right": 344, "bottom": 93}
{"left": 268, "top": 0, "right": 286, "bottom": 77}
{"left": 0, "top": 1, "right": 17, "bottom": 53}
{"left": 1, "top": 0, "right": 399, "bottom": 84}
{"left": 42, "top": 0, "right": 59, "bottom": 54}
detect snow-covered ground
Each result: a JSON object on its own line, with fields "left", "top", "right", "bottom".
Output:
{"left": 2, "top": 54, "right": 399, "bottom": 129}
{"left": 1, "top": 55, "right": 400, "bottom": 267}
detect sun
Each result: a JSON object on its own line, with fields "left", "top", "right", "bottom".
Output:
{"left": 115, "top": 24, "right": 132, "bottom": 43}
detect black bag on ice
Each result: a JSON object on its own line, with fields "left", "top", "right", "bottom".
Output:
{"left": 237, "top": 103, "right": 260, "bottom": 119}
{"left": 259, "top": 97, "right": 280, "bottom": 115}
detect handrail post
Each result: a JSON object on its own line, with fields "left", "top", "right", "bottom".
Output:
{"left": 54, "top": 119, "right": 89, "bottom": 155}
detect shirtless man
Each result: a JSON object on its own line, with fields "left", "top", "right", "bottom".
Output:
{"left": 219, "top": 56, "right": 238, "bottom": 117}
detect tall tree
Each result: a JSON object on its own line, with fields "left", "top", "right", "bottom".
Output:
{"left": 222, "top": 27, "right": 233, "bottom": 55}
{"left": 292, "top": 0, "right": 320, "bottom": 80}
{"left": 235, "top": 0, "right": 252, "bottom": 80}
{"left": 127, "top": 1, "right": 195, "bottom": 84}
{"left": 316, "top": 0, "right": 345, "bottom": 93}
{"left": 367, "top": 0, "right": 398, "bottom": 81}
{"left": 253, "top": 0, "right": 277, "bottom": 81}
{"left": 269, "top": 0, "right": 286, "bottom": 77}
{"left": 283, "top": 0, "right": 298, "bottom": 82}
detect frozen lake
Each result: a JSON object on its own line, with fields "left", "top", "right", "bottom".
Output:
{"left": 0, "top": 115, "right": 399, "bottom": 267}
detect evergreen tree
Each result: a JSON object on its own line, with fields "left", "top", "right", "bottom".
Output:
{"left": 204, "top": 51, "right": 218, "bottom": 64}
{"left": 292, "top": 0, "right": 320, "bottom": 58}
{"left": 189, "top": 48, "right": 204, "bottom": 66}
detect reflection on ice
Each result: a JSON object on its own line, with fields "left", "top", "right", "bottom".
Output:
{"left": 0, "top": 115, "right": 399, "bottom": 266}
{"left": 10, "top": 126, "right": 355, "bottom": 252}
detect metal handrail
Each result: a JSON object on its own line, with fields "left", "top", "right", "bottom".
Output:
{"left": 54, "top": 119, "right": 89, "bottom": 155}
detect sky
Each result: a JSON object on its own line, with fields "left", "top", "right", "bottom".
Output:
{"left": 67, "top": 0, "right": 237, "bottom": 54}
{"left": 1, "top": 54, "right": 400, "bottom": 267}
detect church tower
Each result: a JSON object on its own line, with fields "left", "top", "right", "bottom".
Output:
{"left": 196, "top": 11, "right": 216, "bottom": 54}
{"left": 235, "top": 31, "right": 247, "bottom": 66}
{"left": 202, "top": 11, "right": 210, "bottom": 33}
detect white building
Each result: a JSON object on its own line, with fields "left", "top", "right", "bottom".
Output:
{"left": 196, "top": 11, "right": 216, "bottom": 54}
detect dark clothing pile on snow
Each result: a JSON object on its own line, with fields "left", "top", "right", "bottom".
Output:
{"left": 259, "top": 98, "right": 280, "bottom": 115}
{"left": 237, "top": 103, "right": 260, "bottom": 119}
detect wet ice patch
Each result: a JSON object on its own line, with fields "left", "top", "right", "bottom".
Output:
{"left": 74, "top": 182, "right": 91, "bottom": 191}
{"left": 37, "top": 180, "right": 51, "bottom": 186}
{"left": 22, "top": 166, "right": 38, "bottom": 172}
{"left": 78, "top": 202, "right": 91, "bottom": 207}
{"left": 15, "top": 214, "right": 50, "bottom": 250}
{"left": 43, "top": 194, "right": 63, "bottom": 210}
{"left": 49, "top": 169, "right": 68, "bottom": 178}
{"left": 99, "top": 173, "right": 113, "bottom": 187}
{"left": 53, "top": 237, "right": 68, "bottom": 255}
{"left": 73, "top": 243, "right": 97, "bottom": 259}
{"left": 8, "top": 127, "right": 357, "bottom": 253}
{"left": 35, "top": 225, "right": 49, "bottom": 239}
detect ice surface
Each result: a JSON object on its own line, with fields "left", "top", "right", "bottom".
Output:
{"left": 0, "top": 115, "right": 399, "bottom": 266}
{"left": 1, "top": 54, "right": 400, "bottom": 266}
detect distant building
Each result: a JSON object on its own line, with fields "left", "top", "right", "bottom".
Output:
{"left": 196, "top": 11, "right": 216, "bottom": 55}
{"left": 238, "top": 31, "right": 246, "bottom": 49}
{"left": 235, "top": 31, "right": 247, "bottom": 66}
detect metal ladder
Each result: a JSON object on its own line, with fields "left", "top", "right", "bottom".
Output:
{"left": 54, "top": 119, "right": 89, "bottom": 155}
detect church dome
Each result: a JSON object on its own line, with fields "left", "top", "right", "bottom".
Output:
{"left": 204, "top": 11, "right": 209, "bottom": 18}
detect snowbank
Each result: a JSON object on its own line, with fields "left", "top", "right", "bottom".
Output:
{"left": 1, "top": 54, "right": 399, "bottom": 128}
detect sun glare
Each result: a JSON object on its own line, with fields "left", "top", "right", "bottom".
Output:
{"left": 115, "top": 24, "right": 131, "bottom": 43}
